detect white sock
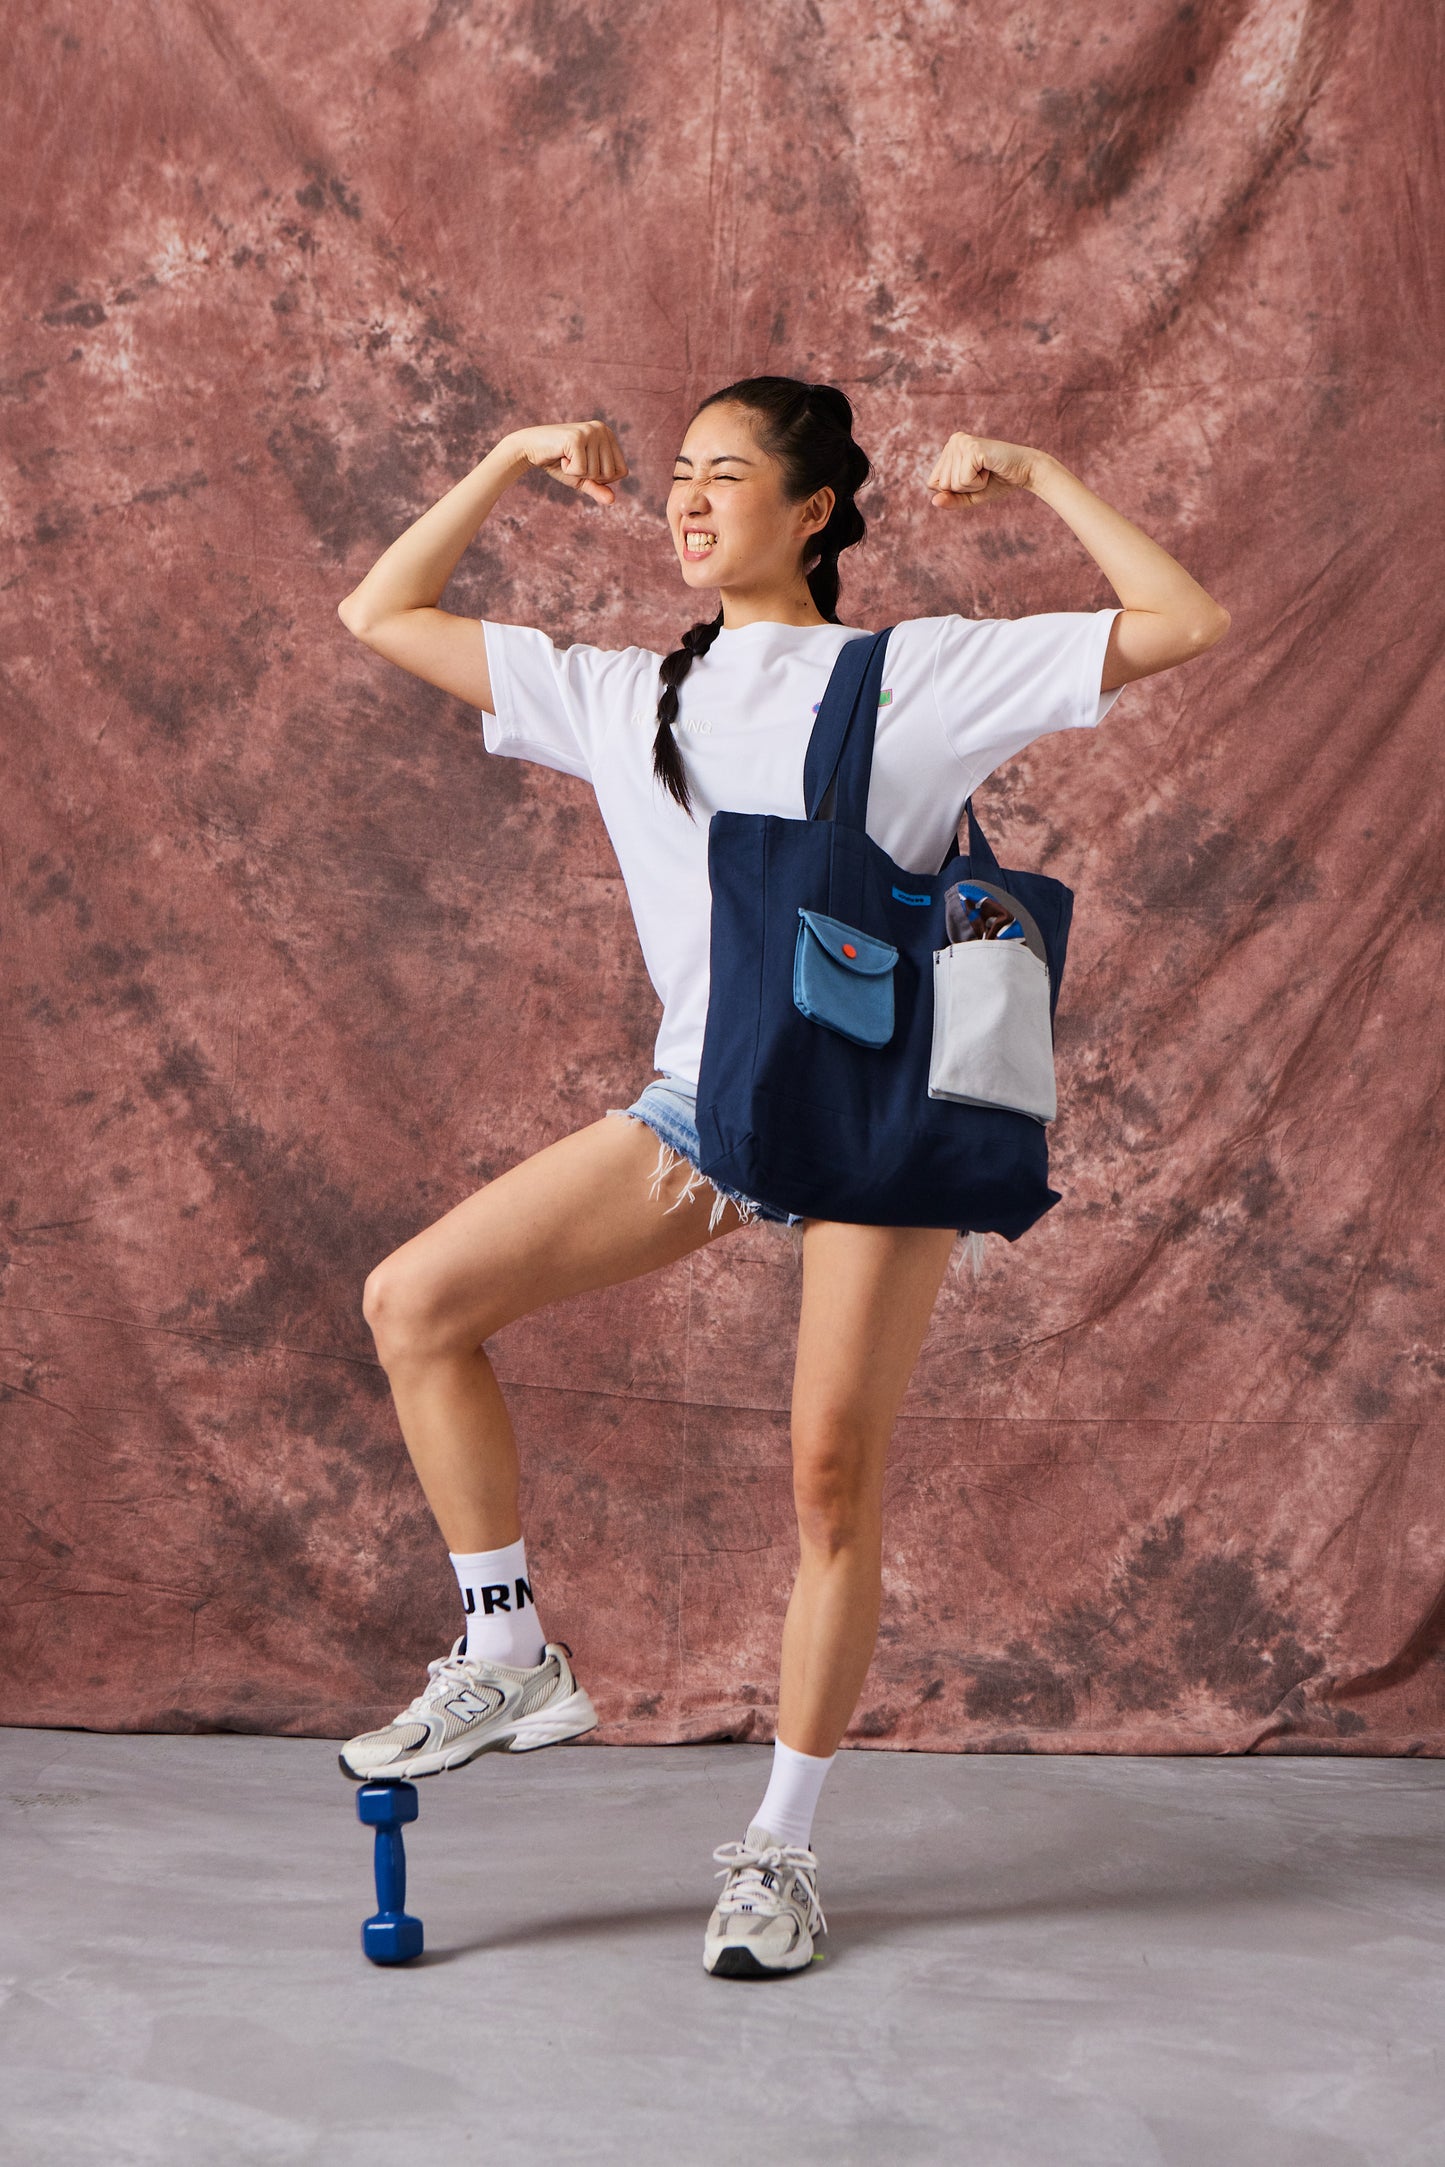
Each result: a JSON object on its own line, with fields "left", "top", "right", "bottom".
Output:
{"left": 449, "top": 1537, "right": 546, "bottom": 1667}
{"left": 753, "top": 1738, "right": 837, "bottom": 1849}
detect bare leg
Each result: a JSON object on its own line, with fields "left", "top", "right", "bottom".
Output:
{"left": 361, "top": 1114, "right": 751, "bottom": 1552}
{"left": 777, "top": 1219, "right": 958, "bottom": 1757}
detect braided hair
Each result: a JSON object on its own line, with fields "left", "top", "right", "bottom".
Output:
{"left": 653, "top": 377, "right": 871, "bottom": 817}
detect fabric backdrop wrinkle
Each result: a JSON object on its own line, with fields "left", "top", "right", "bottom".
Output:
{"left": 2, "top": 0, "right": 1441, "bottom": 1753}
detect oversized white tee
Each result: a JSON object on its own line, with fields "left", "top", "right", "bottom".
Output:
{"left": 479, "top": 609, "right": 1124, "bottom": 1090}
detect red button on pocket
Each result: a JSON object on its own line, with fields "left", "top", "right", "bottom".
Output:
{"left": 842, "top": 942, "right": 857, "bottom": 959}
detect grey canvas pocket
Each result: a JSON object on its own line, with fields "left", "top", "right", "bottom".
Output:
{"left": 928, "top": 938, "right": 1057, "bottom": 1124}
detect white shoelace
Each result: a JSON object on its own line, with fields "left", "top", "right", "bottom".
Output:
{"left": 399, "top": 1642, "right": 533, "bottom": 1721}
{"left": 410, "top": 1650, "right": 486, "bottom": 1713}
{"left": 712, "top": 1837, "right": 828, "bottom": 1937}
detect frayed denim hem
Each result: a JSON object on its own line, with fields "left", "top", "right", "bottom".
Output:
{"left": 606, "top": 1097, "right": 991, "bottom": 1278}
{"left": 605, "top": 1105, "right": 804, "bottom": 1246}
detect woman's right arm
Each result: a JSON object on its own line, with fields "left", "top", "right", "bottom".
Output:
{"left": 337, "top": 421, "right": 629, "bottom": 713}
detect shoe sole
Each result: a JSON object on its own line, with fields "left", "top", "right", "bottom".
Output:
{"left": 704, "top": 1937, "right": 815, "bottom": 1979}
{"left": 337, "top": 1684, "right": 599, "bottom": 1783}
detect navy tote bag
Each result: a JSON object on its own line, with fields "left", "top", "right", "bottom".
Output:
{"left": 693, "top": 625, "right": 1075, "bottom": 1239}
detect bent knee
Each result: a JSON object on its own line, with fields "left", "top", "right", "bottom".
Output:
{"left": 792, "top": 1422, "right": 884, "bottom": 1552}
{"left": 362, "top": 1257, "right": 485, "bottom": 1364}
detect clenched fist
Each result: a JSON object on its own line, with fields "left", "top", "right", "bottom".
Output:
{"left": 926, "top": 432, "right": 1040, "bottom": 508}
{"left": 510, "top": 420, "right": 629, "bottom": 505}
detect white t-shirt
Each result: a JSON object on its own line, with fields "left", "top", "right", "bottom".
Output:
{"left": 479, "top": 609, "right": 1125, "bottom": 1089}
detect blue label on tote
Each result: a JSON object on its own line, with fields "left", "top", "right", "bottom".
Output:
{"left": 891, "top": 885, "right": 932, "bottom": 906}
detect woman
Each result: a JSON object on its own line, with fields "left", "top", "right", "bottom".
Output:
{"left": 335, "top": 378, "right": 1229, "bottom": 1979}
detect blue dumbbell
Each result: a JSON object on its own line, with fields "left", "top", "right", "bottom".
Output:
{"left": 356, "top": 1781, "right": 424, "bottom": 1963}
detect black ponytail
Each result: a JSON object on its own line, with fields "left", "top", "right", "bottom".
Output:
{"left": 652, "top": 377, "right": 871, "bottom": 817}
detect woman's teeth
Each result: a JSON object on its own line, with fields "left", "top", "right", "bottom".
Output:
{"left": 684, "top": 533, "right": 717, "bottom": 555}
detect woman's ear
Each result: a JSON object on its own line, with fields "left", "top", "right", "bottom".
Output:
{"left": 803, "top": 484, "right": 835, "bottom": 540}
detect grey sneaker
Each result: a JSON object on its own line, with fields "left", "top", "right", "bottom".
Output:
{"left": 338, "top": 1636, "right": 598, "bottom": 1781}
{"left": 703, "top": 1821, "right": 828, "bottom": 1978}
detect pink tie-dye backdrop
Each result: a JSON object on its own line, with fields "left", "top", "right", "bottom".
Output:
{"left": 4, "top": 1, "right": 1441, "bottom": 1755}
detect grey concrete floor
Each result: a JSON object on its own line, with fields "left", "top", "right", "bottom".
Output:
{"left": 1, "top": 1731, "right": 1443, "bottom": 2166}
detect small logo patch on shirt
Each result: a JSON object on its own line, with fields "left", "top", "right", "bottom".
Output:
{"left": 811, "top": 687, "right": 893, "bottom": 714}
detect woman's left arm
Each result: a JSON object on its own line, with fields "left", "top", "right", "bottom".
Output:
{"left": 926, "top": 433, "right": 1231, "bottom": 691}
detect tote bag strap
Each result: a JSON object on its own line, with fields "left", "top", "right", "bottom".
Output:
{"left": 937, "top": 797, "right": 1004, "bottom": 881}
{"left": 803, "top": 627, "right": 893, "bottom": 826}
{"left": 805, "top": 625, "right": 1009, "bottom": 887}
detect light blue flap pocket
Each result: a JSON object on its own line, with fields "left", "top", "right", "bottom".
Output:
{"left": 792, "top": 907, "right": 898, "bottom": 1048}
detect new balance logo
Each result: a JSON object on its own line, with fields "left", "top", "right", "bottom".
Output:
{"left": 445, "top": 1687, "right": 500, "bottom": 1723}
{"left": 461, "top": 1576, "right": 534, "bottom": 1617}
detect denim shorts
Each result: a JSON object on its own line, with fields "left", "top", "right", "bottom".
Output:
{"left": 604, "top": 1075, "right": 988, "bottom": 1279}
{"left": 604, "top": 1074, "right": 805, "bottom": 1241}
